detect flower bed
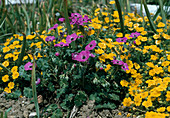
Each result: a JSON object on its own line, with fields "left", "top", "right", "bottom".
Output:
{"left": 0, "top": 0, "right": 170, "bottom": 117}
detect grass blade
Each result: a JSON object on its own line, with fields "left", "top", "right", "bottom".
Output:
{"left": 115, "top": 0, "right": 124, "bottom": 35}
{"left": 31, "top": 55, "right": 40, "bottom": 118}
{"left": 153, "top": 0, "right": 166, "bottom": 21}
{"left": 4, "top": 107, "right": 12, "bottom": 118}
{"left": 143, "top": 0, "right": 157, "bottom": 33}
{"left": 21, "top": 5, "right": 31, "bottom": 35}
{"left": 0, "top": 111, "right": 3, "bottom": 118}
{"left": 17, "top": 33, "right": 27, "bottom": 67}
{"left": 158, "top": 0, "right": 167, "bottom": 29}
{"left": 0, "top": 63, "right": 11, "bottom": 73}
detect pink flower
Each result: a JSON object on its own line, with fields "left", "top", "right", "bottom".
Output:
{"left": 121, "top": 63, "right": 129, "bottom": 71}
{"left": 75, "top": 51, "right": 90, "bottom": 62}
{"left": 45, "top": 36, "right": 55, "bottom": 42}
{"left": 48, "top": 23, "right": 58, "bottom": 30}
{"left": 85, "top": 40, "right": 97, "bottom": 51}
{"left": 24, "top": 62, "right": 33, "bottom": 71}
{"left": 116, "top": 37, "right": 127, "bottom": 43}
{"left": 59, "top": 18, "right": 65, "bottom": 22}
{"left": 66, "top": 33, "right": 78, "bottom": 44}
{"left": 55, "top": 52, "right": 60, "bottom": 56}
{"left": 54, "top": 42, "right": 69, "bottom": 47}
{"left": 129, "top": 32, "right": 140, "bottom": 38}
{"left": 36, "top": 78, "right": 41, "bottom": 85}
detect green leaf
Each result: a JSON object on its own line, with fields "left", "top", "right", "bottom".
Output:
{"left": 108, "top": 93, "right": 120, "bottom": 101}
{"left": 51, "top": 109, "right": 63, "bottom": 118}
{"left": 142, "top": 0, "right": 157, "bottom": 33}
{"left": 94, "top": 102, "right": 116, "bottom": 110}
{"left": 74, "top": 91, "right": 87, "bottom": 107}
{"left": 23, "top": 87, "right": 33, "bottom": 98}
{"left": 31, "top": 55, "right": 40, "bottom": 118}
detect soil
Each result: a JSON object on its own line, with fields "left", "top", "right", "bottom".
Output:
{"left": 0, "top": 93, "right": 136, "bottom": 118}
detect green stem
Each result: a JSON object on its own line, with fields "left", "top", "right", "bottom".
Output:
{"left": 115, "top": 0, "right": 124, "bottom": 36}
{"left": 31, "top": 55, "right": 40, "bottom": 118}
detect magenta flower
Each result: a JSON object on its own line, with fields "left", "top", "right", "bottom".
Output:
{"left": 45, "top": 36, "right": 55, "bottom": 42}
{"left": 111, "top": 60, "right": 119, "bottom": 64}
{"left": 121, "top": 63, "right": 129, "bottom": 71}
{"left": 129, "top": 32, "right": 140, "bottom": 38}
{"left": 24, "top": 62, "right": 33, "bottom": 71}
{"left": 55, "top": 52, "right": 60, "bottom": 56}
{"left": 85, "top": 40, "right": 97, "bottom": 50}
{"left": 66, "top": 33, "right": 78, "bottom": 44}
{"left": 117, "top": 61, "right": 124, "bottom": 65}
{"left": 36, "top": 78, "right": 41, "bottom": 85}
{"left": 116, "top": 37, "right": 127, "bottom": 43}
{"left": 49, "top": 23, "right": 58, "bottom": 30}
{"left": 74, "top": 50, "right": 90, "bottom": 62}
{"left": 59, "top": 18, "right": 65, "bottom": 22}
{"left": 54, "top": 42, "right": 69, "bottom": 47}
{"left": 71, "top": 13, "right": 82, "bottom": 18}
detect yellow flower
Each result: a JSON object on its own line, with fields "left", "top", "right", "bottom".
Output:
{"left": 134, "top": 63, "right": 140, "bottom": 70}
{"left": 2, "top": 61, "right": 9, "bottom": 67}
{"left": 167, "top": 55, "right": 170, "bottom": 60}
{"left": 153, "top": 34, "right": 160, "bottom": 39}
{"left": 161, "top": 61, "right": 170, "bottom": 67}
{"left": 116, "top": 33, "right": 123, "bottom": 37}
{"left": 98, "top": 43, "right": 106, "bottom": 49}
{"left": 157, "top": 107, "right": 165, "bottom": 112}
{"left": 142, "top": 99, "right": 152, "bottom": 108}
{"left": 11, "top": 66, "right": 18, "bottom": 73}
{"left": 95, "top": 49, "right": 104, "bottom": 54}
{"left": 109, "top": 0, "right": 115, "bottom": 4}
{"left": 118, "top": 112, "right": 122, "bottom": 115}
{"left": 141, "top": 31, "right": 147, "bottom": 35}
{"left": 150, "top": 55, "right": 158, "bottom": 60}
{"left": 120, "top": 80, "right": 129, "bottom": 87}
{"left": 3, "top": 47, "right": 10, "bottom": 53}
{"left": 126, "top": 113, "right": 131, "bottom": 117}
{"left": 114, "top": 18, "right": 120, "bottom": 22}
{"left": 167, "top": 106, "right": 170, "bottom": 112}
{"left": 13, "top": 55, "right": 19, "bottom": 61}
{"left": 122, "top": 97, "right": 133, "bottom": 107}
{"left": 134, "top": 95, "right": 142, "bottom": 106}
{"left": 135, "top": 39, "right": 141, "bottom": 45}
{"left": 162, "top": 33, "right": 170, "bottom": 39}
{"left": 157, "top": 22, "right": 165, "bottom": 27}
{"left": 104, "top": 17, "right": 109, "bottom": 23}
{"left": 156, "top": 29, "right": 163, "bottom": 33}
{"left": 23, "top": 56, "right": 28, "bottom": 61}
{"left": 168, "top": 66, "right": 170, "bottom": 72}
{"left": 106, "top": 53, "right": 116, "bottom": 60}
{"left": 146, "top": 62, "right": 154, "bottom": 68}
{"left": 2, "top": 75, "right": 9, "bottom": 82}
{"left": 8, "top": 82, "right": 15, "bottom": 89}
{"left": 4, "top": 87, "right": 11, "bottom": 93}
{"left": 87, "top": 30, "right": 95, "bottom": 36}
{"left": 140, "top": 37, "right": 147, "bottom": 42}
{"left": 104, "top": 64, "right": 111, "bottom": 72}
{"left": 98, "top": 54, "right": 106, "bottom": 62}
{"left": 12, "top": 72, "right": 19, "bottom": 79}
